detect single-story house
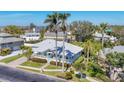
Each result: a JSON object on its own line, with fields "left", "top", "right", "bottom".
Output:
{"left": 103, "top": 45, "right": 124, "bottom": 55}
{"left": 20, "top": 32, "right": 40, "bottom": 42}
{"left": 30, "top": 39, "right": 83, "bottom": 64}
{"left": 93, "top": 32, "right": 117, "bottom": 42}
{"left": 0, "top": 33, "right": 24, "bottom": 51}
{"left": 44, "top": 31, "right": 72, "bottom": 42}
{"left": 44, "top": 31, "right": 65, "bottom": 40}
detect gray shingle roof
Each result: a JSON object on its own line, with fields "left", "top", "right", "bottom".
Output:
{"left": 0, "top": 33, "right": 24, "bottom": 44}
{"left": 0, "top": 33, "right": 12, "bottom": 37}
{"left": 32, "top": 39, "right": 83, "bottom": 54}
{"left": 45, "top": 32, "right": 65, "bottom": 37}
{"left": 0, "top": 37, "right": 23, "bottom": 44}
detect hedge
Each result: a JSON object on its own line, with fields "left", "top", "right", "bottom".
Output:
{"left": 31, "top": 57, "right": 47, "bottom": 63}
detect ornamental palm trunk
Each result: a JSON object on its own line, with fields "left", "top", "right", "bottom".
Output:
{"left": 62, "top": 32, "right": 65, "bottom": 72}
{"left": 55, "top": 30, "right": 58, "bottom": 66}
{"left": 87, "top": 47, "right": 89, "bottom": 63}
{"left": 102, "top": 30, "right": 104, "bottom": 49}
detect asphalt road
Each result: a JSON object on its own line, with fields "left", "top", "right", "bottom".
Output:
{"left": 0, "top": 65, "right": 66, "bottom": 82}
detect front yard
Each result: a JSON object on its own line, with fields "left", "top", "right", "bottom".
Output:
{"left": 0, "top": 54, "right": 23, "bottom": 63}
{"left": 21, "top": 61, "right": 45, "bottom": 68}
{"left": 45, "top": 64, "right": 62, "bottom": 69}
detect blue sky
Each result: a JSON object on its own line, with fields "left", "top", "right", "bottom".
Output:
{"left": 0, "top": 11, "right": 124, "bottom": 26}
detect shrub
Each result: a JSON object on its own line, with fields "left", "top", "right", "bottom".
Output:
{"left": 25, "top": 40, "right": 41, "bottom": 44}
{"left": 50, "top": 61, "right": 57, "bottom": 65}
{"left": 50, "top": 61, "right": 71, "bottom": 67}
{"left": 0, "top": 48, "right": 11, "bottom": 56}
{"left": 65, "top": 72, "right": 73, "bottom": 80}
{"left": 31, "top": 58, "right": 47, "bottom": 63}
{"left": 56, "top": 72, "right": 73, "bottom": 80}
{"left": 56, "top": 73, "right": 66, "bottom": 79}
{"left": 70, "top": 68, "right": 74, "bottom": 74}
{"left": 96, "top": 73, "right": 111, "bottom": 82}
{"left": 87, "top": 62, "right": 104, "bottom": 77}
{"left": 75, "top": 73, "right": 81, "bottom": 78}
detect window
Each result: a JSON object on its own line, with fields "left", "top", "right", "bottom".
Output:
{"left": 60, "top": 55, "right": 62, "bottom": 58}
{"left": 66, "top": 56, "right": 68, "bottom": 60}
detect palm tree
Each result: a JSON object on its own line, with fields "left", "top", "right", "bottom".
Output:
{"left": 44, "top": 12, "right": 61, "bottom": 66}
{"left": 99, "top": 23, "right": 108, "bottom": 49}
{"left": 59, "top": 13, "right": 71, "bottom": 72}
{"left": 83, "top": 40, "right": 93, "bottom": 63}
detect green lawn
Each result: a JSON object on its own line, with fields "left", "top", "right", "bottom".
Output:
{"left": 18, "top": 66, "right": 90, "bottom": 82}
{"left": 42, "top": 71, "right": 62, "bottom": 77}
{"left": 21, "top": 61, "right": 45, "bottom": 68}
{"left": 0, "top": 54, "right": 23, "bottom": 63}
{"left": 45, "top": 64, "right": 62, "bottom": 69}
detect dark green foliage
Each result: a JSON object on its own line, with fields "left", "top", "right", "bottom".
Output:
{"left": 70, "top": 21, "right": 95, "bottom": 42}
{"left": 106, "top": 52, "right": 124, "bottom": 68}
{"left": 56, "top": 72, "right": 73, "bottom": 80}
{"left": 31, "top": 58, "right": 47, "bottom": 63}
{"left": 25, "top": 40, "right": 41, "bottom": 44}
{"left": 65, "top": 72, "right": 73, "bottom": 80}
{"left": 87, "top": 62, "right": 104, "bottom": 77}
{"left": 4, "top": 25, "right": 24, "bottom": 36}
{"left": 0, "top": 48, "right": 11, "bottom": 56}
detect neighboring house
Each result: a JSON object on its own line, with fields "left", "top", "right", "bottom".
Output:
{"left": 44, "top": 31, "right": 72, "bottom": 42}
{"left": 93, "top": 32, "right": 117, "bottom": 42}
{"left": 29, "top": 39, "right": 83, "bottom": 64}
{"left": 20, "top": 32, "right": 40, "bottom": 42}
{"left": 103, "top": 45, "right": 124, "bottom": 55}
{"left": 44, "top": 31, "right": 65, "bottom": 40}
{"left": 0, "top": 33, "right": 24, "bottom": 51}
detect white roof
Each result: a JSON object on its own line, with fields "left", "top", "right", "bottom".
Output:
{"left": 20, "top": 32, "right": 40, "bottom": 38}
{"left": 32, "top": 39, "right": 83, "bottom": 54}
{"left": 93, "top": 32, "right": 110, "bottom": 38}
{"left": 104, "top": 45, "right": 124, "bottom": 55}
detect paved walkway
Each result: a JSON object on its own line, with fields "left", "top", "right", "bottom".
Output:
{"left": 18, "top": 65, "right": 40, "bottom": 71}
{"left": 41, "top": 63, "right": 50, "bottom": 69}
{"left": 8, "top": 57, "right": 27, "bottom": 67}
{"left": 86, "top": 76, "right": 101, "bottom": 82}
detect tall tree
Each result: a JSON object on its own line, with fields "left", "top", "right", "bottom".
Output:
{"left": 59, "top": 13, "right": 71, "bottom": 72}
{"left": 40, "top": 27, "right": 46, "bottom": 41}
{"left": 99, "top": 23, "right": 108, "bottom": 49}
{"left": 83, "top": 40, "right": 93, "bottom": 63}
{"left": 44, "top": 12, "right": 61, "bottom": 66}
{"left": 70, "top": 21, "right": 94, "bottom": 42}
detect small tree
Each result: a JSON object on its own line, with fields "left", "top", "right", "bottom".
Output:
{"left": 40, "top": 27, "right": 46, "bottom": 41}
{"left": 24, "top": 47, "right": 33, "bottom": 61}
{"left": 20, "top": 45, "right": 33, "bottom": 61}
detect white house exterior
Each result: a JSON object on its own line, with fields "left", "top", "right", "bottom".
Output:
{"left": 20, "top": 33, "right": 40, "bottom": 42}
{"left": 44, "top": 31, "right": 65, "bottom": 40}
{"left": 103, "top": 45, "right": 124, "bottom": 55}
{"left": 93, "top": 32, "right": 117, "bottom": 42}
{"left": 0, "top": 33, "right": 24, "bottom": 51}
{"left": 44, "top": 31, "right": 72, "bottom": 42}
{"left": 28, "top": 39, "right": 83, "bottom": 64}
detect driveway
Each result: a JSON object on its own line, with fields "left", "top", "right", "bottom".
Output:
{"left": 0, "top": 64, "right": 66, "bottom": 82}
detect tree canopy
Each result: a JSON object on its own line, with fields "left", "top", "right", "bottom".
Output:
{"left": 4, "top": 25, "right": 24, "bottom": 36}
